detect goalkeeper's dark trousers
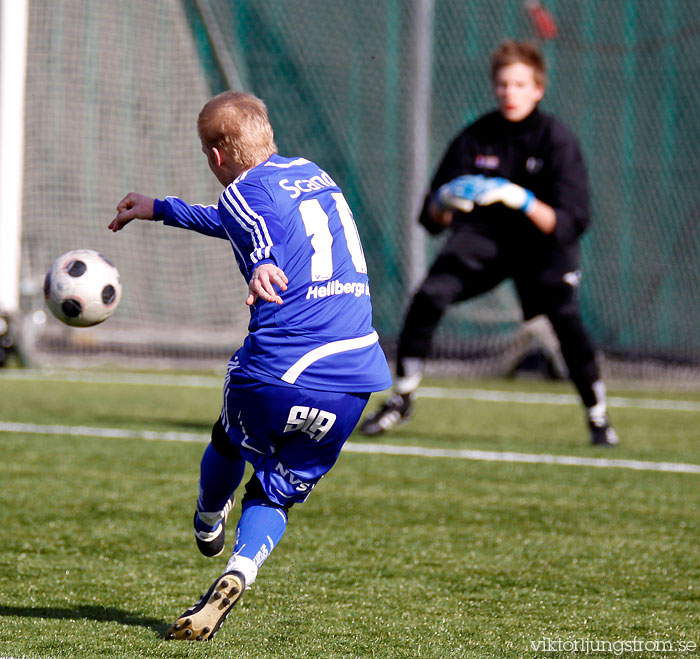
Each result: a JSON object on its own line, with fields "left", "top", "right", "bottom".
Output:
{"left": 396, "top": 264, "right": 602, "bottom": 410}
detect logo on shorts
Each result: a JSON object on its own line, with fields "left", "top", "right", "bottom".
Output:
{"left": 563, "top": 270, "right": 582, "bottom": 288}
{"left": 274, "top": 462, "right": 313, "bottom": 493}
{"left": 284, "top": 405, "right": 337, "bottom": 441}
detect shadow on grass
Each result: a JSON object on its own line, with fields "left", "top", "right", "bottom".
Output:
{"left": 0, "top": 604, "right": 168, "bottom": 636}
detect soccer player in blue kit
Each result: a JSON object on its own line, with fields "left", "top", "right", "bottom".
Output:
{"left": 109, "top": 91, "right": 392, "bottom": 641}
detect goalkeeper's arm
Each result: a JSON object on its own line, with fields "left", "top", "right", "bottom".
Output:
{"left": 436, "top": 175, "right": 557, "bottom": 234}
{"left": 417, "top": 193, "right": 455, "bottom": 234}
{"left": 523, "top": 197, "right": 556, "bottom": 234}
{"left": 427, "top": 198, "right": 456, "bottom": 229}
{"left": 475, "top": 178, "right": 556, "bottom": 234}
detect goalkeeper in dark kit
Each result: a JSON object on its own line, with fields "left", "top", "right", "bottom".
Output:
{"left": 362, "top": 40, "right": 618, "bottom": 447}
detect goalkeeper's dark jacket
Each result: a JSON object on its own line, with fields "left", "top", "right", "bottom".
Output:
{"left": 419, "top": 107, "right": 590, "bottom": 251}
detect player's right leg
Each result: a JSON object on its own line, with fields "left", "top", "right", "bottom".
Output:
{"left": 165, "top": 570, "right": 246, "bottom": 641}
{"left": 167, "top": 477, "right": 291, "bottom": 642}
{"left": 167, "top": 370, "right": 369, "bottom": 641}
{"left": 224, "top": 474, "right": 291, "bottom": 588}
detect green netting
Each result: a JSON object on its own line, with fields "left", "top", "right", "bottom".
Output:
{"left": 16, "top": 0, "right": 700, "bottom": 371}
{"left": 203, "top": 0, "right": 699, "bottom": 364}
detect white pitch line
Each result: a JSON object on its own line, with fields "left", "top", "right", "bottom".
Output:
{"left": 418, "top": 386, "right": 700, "bottom": 412}
{"left": 0, "top": 422, "right": 206, "bottom": 443}
{"left": 2, "top": 370, "right": 699, "bottom": 412}
{"left": 1, "top": 421, "right": 699, "bottom": 475}
{"left": 0, "top": 369, "right": 223, "bottom": 389}
{"left": 342, "top": 442, "right": 700, "bottom": 475}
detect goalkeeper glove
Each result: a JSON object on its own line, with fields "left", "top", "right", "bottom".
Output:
{"left": 436, "top": 175, "right": 486, "bottom": 213}
{"left": 471, "top": 176, "right": 536, "bottom": 213}
{"left": 437, "top": 174, "right": 535, "bottom": 214}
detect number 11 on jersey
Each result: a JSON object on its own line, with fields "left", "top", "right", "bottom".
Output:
{"left": 299, "top": 193, "right": 367, "bottom": 282}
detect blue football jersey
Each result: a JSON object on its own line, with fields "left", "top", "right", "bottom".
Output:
{"left": 154, "top": 154, "right": 392, "bottom": 393}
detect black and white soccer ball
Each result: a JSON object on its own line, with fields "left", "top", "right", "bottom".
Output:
{"left": 44, "top": 249, "right": 122, "bottom": 327}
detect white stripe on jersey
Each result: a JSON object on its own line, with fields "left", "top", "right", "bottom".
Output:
{"left": 231, "top": 181, "right": 272, "bottom": 263}
{"left": 220, "top": 187, "right": 270, "bottom": 263}
{"left": 264, "top": 157, "right": 310, "bottom": 169}
{"left": 164, "top": 197, "right": 219, "bottom": 212}
{"left": 219, "top": 195, "right": 268, "bottom": 265}
{"left": 217, "top": 214, "right": 249, "bottom": 275}
{"left": 281, "top": 331, "right": 380, "bottom": 384}
{"left": 223, "top": 174, "right": 274, "bottom": 263}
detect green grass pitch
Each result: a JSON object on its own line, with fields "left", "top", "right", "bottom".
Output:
{"left": 0, "top": 371, "right": 699, "bottom": 658}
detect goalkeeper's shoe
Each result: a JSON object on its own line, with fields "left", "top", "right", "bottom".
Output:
{"left": 165, "top": 570, "right": 246, "bottom": 641}
{"left": 589, "top": 417, "right": 619, "bottom": 447}
{"left": 194, "top": 496, "right": 234, "bottom": 558}
{"left": 360, "top": 393, "right": 413, "bottom": 436}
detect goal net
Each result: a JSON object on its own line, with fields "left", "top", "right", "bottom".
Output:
{"left": 17, "top": 0, "right": 249, "bottom": 368}
{"left": 8, "top": 0, "right": 700, "bottom": 384}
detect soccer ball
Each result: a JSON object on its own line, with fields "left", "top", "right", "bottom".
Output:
{"left": 44, "top": 249, "right": 122, "bottom": 327}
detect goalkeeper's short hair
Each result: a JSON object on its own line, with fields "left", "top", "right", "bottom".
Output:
{"left": 490, "top": 40, "right": 547, "bottom": 88}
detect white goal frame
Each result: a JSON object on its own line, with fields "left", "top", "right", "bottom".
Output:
{"left": 0, "top": 0, "right": 28, "bottom": 315}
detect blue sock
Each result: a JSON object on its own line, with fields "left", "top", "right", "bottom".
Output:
{"left": 196, "top": 443, "right": 246, "bottom": 530}
{"left": 233, "top": 500, "right": 288, "bottom": 569}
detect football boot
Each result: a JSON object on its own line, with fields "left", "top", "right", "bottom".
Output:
{"left": 165, "top": 571, "right": 246, "bottom": 641}
{"left": 360, "top": 393, "right": 413, "bottom": 436}
{"left": 589, "top": 417, "right": 619, "bottom": 447}
{"left": 194, "top": 495, "right": 234, "bottom": 558}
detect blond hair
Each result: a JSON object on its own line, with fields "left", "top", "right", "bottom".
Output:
{"left": 197, "top": 91, "right": 277, "bottom": 170}
{"left": 490, "top": 41, "right": 547, "bottom": 88}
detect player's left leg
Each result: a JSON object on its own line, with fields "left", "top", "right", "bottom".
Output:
{"left": 546, "top": 303, "right": 619, "bottom": 446}
{"left": 194, "top": 419, "right": 246, "bottom": 557}
{"left": 166, "top": 476, "right": 290, "bottom": 642}
{"left": 362, "top": 229, "right": 507, "bottom": 436}
{"left": 516, "top": 254, "right": 618, "bottom": 447}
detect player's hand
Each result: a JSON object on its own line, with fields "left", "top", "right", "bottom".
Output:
{"left": 468, "top": 175, "right": 536, "bottom": 213}
{"left": 437, "top": 175, "right": 536, "bottom": 214}
{"left": 427, "top": 199, "right": 455, "bottom": 228}
{"left": 109, "top": 193, "right": 156, "bottom": 232}
{"left": 436, "top": 176, "right": 478, "bottom": 213}
{"left": 247, "top": 263, "right": 288, "bottom": 306}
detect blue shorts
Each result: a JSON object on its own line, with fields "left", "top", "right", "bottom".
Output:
{"left": 220, "top": 362, "right": 370, "bottom": 506}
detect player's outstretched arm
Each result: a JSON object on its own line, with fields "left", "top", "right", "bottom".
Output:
{"left": 247, "top": 263, "right": 289, "bottom": 306}
{"left": 109, "top": 192, "right": 155, "bottom": 232}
